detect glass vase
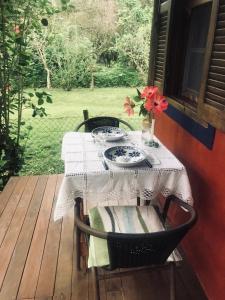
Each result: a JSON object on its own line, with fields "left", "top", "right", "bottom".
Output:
{"left": 141, "top": 115, "right": 158, "bottom": 147}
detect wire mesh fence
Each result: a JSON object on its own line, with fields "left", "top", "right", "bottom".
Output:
{"left": 20, "top": 115, "right": 142, "bottom": 175}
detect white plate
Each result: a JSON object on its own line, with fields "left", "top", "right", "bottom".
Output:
{"left": 92, "top": 126, "right": 126, "bottom": 141}
{"left": 103, "top": 146, "right": 146, "bottom": 167}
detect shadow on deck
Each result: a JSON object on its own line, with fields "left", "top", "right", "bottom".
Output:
{"left": 0, "top": 175, "right": 207, "bottom": 300}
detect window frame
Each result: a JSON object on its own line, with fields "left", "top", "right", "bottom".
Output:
{"left": 149, "top": 0, "right": 225, "bottom": 130}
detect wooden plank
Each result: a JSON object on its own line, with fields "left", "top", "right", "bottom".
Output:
{"left": 0, "top": 175, "right": 48, "bottom": 300}
{"left": 35, "top": 175, "right": 63, "bottom": 298}
{"left": 0, "top": 176, "right": 38, "bottom": 289}
{"left": 0, "top": 176, "right": 29, "bottom": 246}
{"left": 98, "top": 269, "right": 107, "bottom": 300}
{"left": 71, "top": 227, "right": 89, "bottom": 300}
{"left": 0, "top": 177, "right": 18, "bottom": 216}
{"left": 54, "top": 208, "right": 74, "bottom": 299}
{"left": 17, "top": 175, "right": 58, "bottom": 299}
{"left": 105, "top": 271, "right": 123, "bottom": 300}
{"left": 71, "top": 270, "right": 89, "bottom": 300}
{"left": 177, "top": 261, "right": 208, "bottom": 300}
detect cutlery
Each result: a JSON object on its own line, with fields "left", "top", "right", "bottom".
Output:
{"left": 145, "top": 159, "right": 152, "bottom": 168}
{"left": 102, "top": 159, "right": 109, "bottom": 170}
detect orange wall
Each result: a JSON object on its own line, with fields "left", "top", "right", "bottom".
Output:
{"left": 156, "top": 113, "right": 225, "bottom": 300}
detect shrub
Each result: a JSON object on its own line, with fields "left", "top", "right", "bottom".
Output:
{"left": 94, "top": 65, "right": 145, "bottom": 87}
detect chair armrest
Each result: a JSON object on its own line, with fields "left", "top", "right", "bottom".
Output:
{"left": 74, "top": 198, "right": 107, "bottom": 239}
{"left": 162, "top": 196, "right": 197, "bottom": 228}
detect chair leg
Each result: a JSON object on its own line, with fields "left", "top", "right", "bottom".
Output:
{"left": 92, "top": 267, "right": 100, "bottom": 300}
{"left": 76, "top": 227, "right": 81, "bottom": 271}
{"left": 169, "top": 263, "right": 176, "bottom": 300}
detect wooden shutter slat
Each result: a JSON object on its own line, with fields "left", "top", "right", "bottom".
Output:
{"left": 216, "top": 28, "right": 225, "bottom": 35}
{"left": 213, "top": 43, "right": 225, "bottom": 51}
{"left": 205, "top": 98, "right": 225, "bottom": 110}
{"left": 217, "top": 20, "right": 225, "bottom": 28}
{"left": 158, "top": 29, "right": 167, "bottom": 35}
{"left": 211, "top": 58, "right": 225, "bottom": 66}
{"left": 220, "top": 0, "right": 225, "bottom": 6}
{"left": 209, "top": 65, "right": 225, "bottom": 75}
{"left": 212, "top": 51, "right": 225, "bottom": 59}
{"left": 209, "top": 71, "right": 225, "bottom": 82}
{"left": 220, "top": 5, "right": 225, "bottom": 13}
{"left": 156, "top": 57, "right": 164, "bottom": 66}
{"left": 207, "top": 85, "right": 225, "bottom": 98}
{"left": 218, "top": 12, "right": 225, "bottom": 21}
{"left": 155, "top": 68, "right": 164, "bottom": 75}
{"left": 205, "top": 91, "right": 225, "bottom": 106}
{"left": 214, "top": 36, "right": 225, "bottom": 43}
{"left": 208, "top": 78, "right": 225, "bottom": 89}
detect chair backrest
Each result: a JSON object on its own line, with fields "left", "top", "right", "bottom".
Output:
{"left": 75, "top": 198, "right": 197, "bottom": 271}
{"left": 75, "top": 116, "right": 134, "bottom": 132}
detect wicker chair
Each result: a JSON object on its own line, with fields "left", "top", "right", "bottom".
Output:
{"left": 74, "top": 196, "right": 197, "bottom": 300}
{"left": 75, "top": 115, "right": 134, "bottom": 132}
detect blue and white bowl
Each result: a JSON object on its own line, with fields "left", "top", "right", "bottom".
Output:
{"left": 103, "top": 146, "right": 146, "bottom": 167}
{"left": 92, "top": 126, "right": 126, "bottom": 141}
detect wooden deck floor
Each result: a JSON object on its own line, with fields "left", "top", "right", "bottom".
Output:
{"left": 0, "top": 175, "right": 207, "bottom": 300}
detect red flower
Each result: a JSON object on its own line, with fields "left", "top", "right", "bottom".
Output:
{"left": 144, "top": 97, "right": 154, "bottom": 112}
{"left": 152, "top": 93, "right": 168, "bottom": 115}
{"left": 124, "top": 96, "right": 135, "bottom": 116}
{"left": 141, "top": 86, "right": 158, "bottom": 100}
{"left": 124, "top": 86, "right": 168, "bottom": 118}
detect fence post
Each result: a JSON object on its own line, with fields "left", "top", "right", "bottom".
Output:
{"left": 83, "top": 110, "right": 89, "bottom": 121}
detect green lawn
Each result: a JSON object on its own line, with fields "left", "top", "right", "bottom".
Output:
{"left": 20, "top": 87, "right": 143, "bottom": 175}
{"left": 23, "top": 87, "right": 139, "bottom": 118}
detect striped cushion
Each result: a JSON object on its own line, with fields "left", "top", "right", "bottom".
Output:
{"left": 88, "top": 206, "right": 182, "bottom": 267}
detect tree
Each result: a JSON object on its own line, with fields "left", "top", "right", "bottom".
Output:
{"left": 32, "top": 29, "right": 52, "bottom": 89}
{"left": 0, "top": 0, "right": 62, "bottom": 188}
{"left": 116, "top": 0, "right": 153, "bottom": 81}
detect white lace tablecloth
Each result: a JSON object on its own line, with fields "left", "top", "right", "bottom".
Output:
{"left": 54, "top": 131, "right": 193, "bottom": 220}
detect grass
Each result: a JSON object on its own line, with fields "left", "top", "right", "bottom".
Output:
{"left": 20, "top": 87, "right": 143, "bottom": 175}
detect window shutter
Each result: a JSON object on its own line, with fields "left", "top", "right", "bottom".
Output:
{"left": 198, "top": 0, "right": 225, "bottom": 131}
{"left": 148, "top": 0, "right": 172, "bottom": 92}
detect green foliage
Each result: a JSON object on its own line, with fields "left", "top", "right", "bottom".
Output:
{"left": 0, "top": 0, "right": 64, "bottom": 188}
{"left": 115, "top": 0, "right": 153, "bottom": 80}
{"left": 24, "top": 0, "right": 153, "bottom": 89}
{"left": 94, "top": 65, "right": 144, "bottom": 87}
{"left": 50, "top": 35, "right": 95, "bottom": 90}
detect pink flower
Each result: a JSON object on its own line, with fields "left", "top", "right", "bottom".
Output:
{"left": 152, "top": 94, "right": 168, "bottom": 115}
{"left": 124, "top": 96, "right": 135, "bottom": 116}
{"left": 14, "top": 25, "right": 20, "bottom": 34}
{"left": 141, "top": 86, "right": 158, "bottom": 100}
